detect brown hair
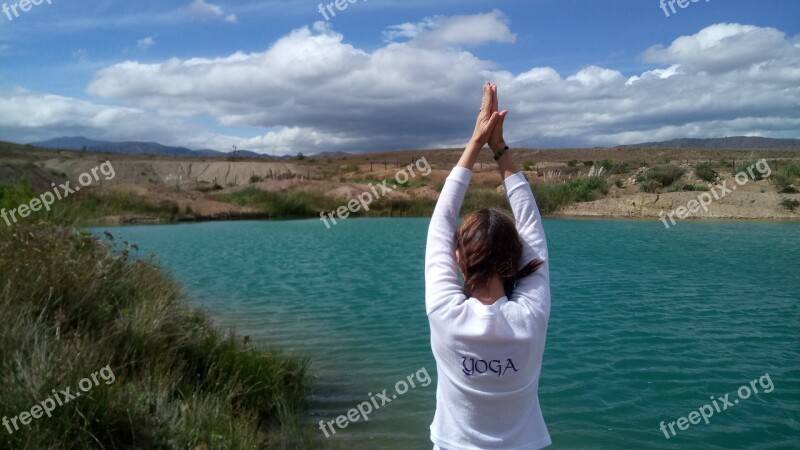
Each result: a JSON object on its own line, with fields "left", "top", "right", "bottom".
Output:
{"left": 455, "top": 208, "right": 544, "bottom": 297}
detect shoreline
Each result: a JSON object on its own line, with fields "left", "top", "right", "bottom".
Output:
{"left": 84, "top": 211, "right": 800, "bottom": 228}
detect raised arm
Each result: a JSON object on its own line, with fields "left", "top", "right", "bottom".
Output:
{"left": 425, "top": 83, "right": 502, "bottom": 315}
{"left": 488, "top": 86, "right": 550, "bottom": 314}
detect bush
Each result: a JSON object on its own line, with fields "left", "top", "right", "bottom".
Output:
{"left": 522, "top": 161, "right": 534, "bottom": 171}
{"left": 772, "top": 173, "right": 799, "bottom": 194}
{"left": 583, "top": 161, "right": 594, "bottom": 167}
{"left": 531, "top": 178, "right": 609, "bottom": 214}
{"left": 614, "top": 179, "right": 624, "bottom": 188}
{"left": 637, "top": 165, "right": 684, "bottom": 190}
{"left": 567, "top": 159, "right": 578, "bottom": 167}
{"left": 736, "top": 157, "right": 766, "bottom": 180}
{"left": 695, "top": 163, "right": 717, "bottom": 183}
{"left": 682, "top": 184, "right": 707, "bottom": 192}
{"left": 609, "top": 162, "right": 631, "bottom": 174}
{"left": 0, "top": 225, "right": 311, "bottom": 449}
{"left": 639, "top": 180, "right": 661, "bottom": 193}
{"left": 781, "top": 198, "right": 800, "bottom": 212}
{"left": 225, "top": 188, "right": 338, "bottom": 218}
{"left": 782, "top": 161, "right": 800, "bottom": 179}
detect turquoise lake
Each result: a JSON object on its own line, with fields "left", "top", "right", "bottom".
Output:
{"left": 94, "top": 218, "right": 800, "bottom": 450}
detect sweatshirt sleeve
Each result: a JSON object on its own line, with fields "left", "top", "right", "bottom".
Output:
{"left": 503, "top": 172, "right": 551, "bottom": 316}
{"left": 425, "top": 166, "right": 471, "bottom": 315}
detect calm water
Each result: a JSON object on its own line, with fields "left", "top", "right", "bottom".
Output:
{"left": 93, "top": 218, "right": 800, "bottom": 450}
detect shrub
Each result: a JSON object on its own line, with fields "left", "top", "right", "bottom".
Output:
{"left": 772, "top": 173, "right": 799, "bottom": 194}
{"left": 567, "top": 159, "right": 578, "bottom": 167}
{"left": 637, "top": 165, "right": 684, "bottom": 189}
{"left": 639, "top": 180, "right": 660, "bottom": 193}
{"left": 778, "top": 160, "right": 800, "bottom": 178}
{"left": 614, "top": 179, "right": 624, "bottom": 188}
{"left": 694, "top": 163, "right": 717, "bottom": 183}
{"left": 531, "top": 178, "right": 609, "bottom": 214}
{"left": 522, "top": 161, "right": 534, "bottom": 171}
{"left": 583, "top": 161, "right": 594, "bottom": 167}
{"left": 600, "top": 160, "right": 614, "bottom": 172}
{"left": 781, "top": 198, "right": 800, "bottom": 212}
{"left": 609, "top": 162, "right": 631, "bottom": 174}
{"left": 0, "top": 225, "right": 311, "bottom": 449}
{"left": 682, "top": 184, "right": 707, "bottom": 192}
{"left": 736, "top": 157, "right": 766, "bottom": 180}
{"left": 225, "top": 188, "right": 338, "bottom": 218}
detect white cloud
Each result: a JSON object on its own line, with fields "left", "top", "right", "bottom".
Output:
{"left": 383, "top": 10, "right": 516, "bottom": 47}
{"left": 641, "top": 23, "right": 789, "bottom": 73}
{"left": 0, "top": 89, "right": 178, "bottom": 143}
{"left": 3, "top": 17, "right": 799, "bottom": 154}
{"left": 137, "top": 36, "right": 156, "bottom": 51}
{"left": 186, "top": 0, "right": 237, "bottom": 23}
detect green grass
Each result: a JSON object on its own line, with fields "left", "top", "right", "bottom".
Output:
{"left": 532, "top": 177, "right": 609, "bottom": 214}
{"left": 222, "top": 188, "right": 338, "bottom": 219}
{"left": 0, "top": 180, "right": 187, "bottom": 226}
{"left": 782, "top": 161, "right": 800, "bottom": 179}
{"left": 0, "top": 223, "right": 311, "bottom": 449}
{"left": 772, "top": 161, "right": 800, "bottom": 193}
{"left": 223, "top": 187, "right": 438, "bottom": 218}
{"left": 736, "top": 157, "right": 767, "bottom": 180}
{"left": 220, "top": 178, "right": 611, "bottom": 219}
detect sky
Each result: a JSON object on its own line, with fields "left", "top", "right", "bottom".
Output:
{"left": 0, "top": 0, "right": 799, "bottom": 155}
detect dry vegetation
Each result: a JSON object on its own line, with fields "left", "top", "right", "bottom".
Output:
{"left": 1, "top": 141, "right": 799, "bottom": 224}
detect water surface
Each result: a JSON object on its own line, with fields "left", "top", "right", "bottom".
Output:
{"left": 94, "top": 218, "right": 800, "bottom": 449}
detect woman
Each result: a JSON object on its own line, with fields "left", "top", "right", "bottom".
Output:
{"left": 425, "top": 82, "right": 551, "bottom": 450}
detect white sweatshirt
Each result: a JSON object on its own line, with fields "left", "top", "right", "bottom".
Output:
{"left": 425, "top": 167, "right": 551, "bottom": 450}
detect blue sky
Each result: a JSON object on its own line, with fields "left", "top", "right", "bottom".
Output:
{"left": 1, "top": 0, "right": 799, "bottom": 154}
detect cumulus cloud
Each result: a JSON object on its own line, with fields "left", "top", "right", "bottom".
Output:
{"left": 3, "top": 15, "right": 800, "bottom": 154}
{"left": 383, "top": 10, "right": 516, "bottom": 47}
{"left": 0, "top": 89, "right": 200, "bottom": 145}
{"left": 186, "top": 0, "right": 237, "bottom": 23}
{"left": 642, "top": 23, "right": 790, "bottom": 73}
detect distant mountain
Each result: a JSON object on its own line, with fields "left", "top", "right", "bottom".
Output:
{"left": 619, "top": 136, "right": 800, "bottom": 150}
{"left": 30, "top": 136, "right": 230, "bottom": 158}
{"left": 29, "top": 136, "right": 286, "bottom": 158}
{"left": 29, "top": 136, "right": 344, "bottom": 159}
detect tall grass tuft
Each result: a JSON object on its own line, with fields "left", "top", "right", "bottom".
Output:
{"left": 0, "top": 223, "right": 311, "bottom": 449}
{"left": 532, "top": 178, "right": 609, "bottom": 214}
